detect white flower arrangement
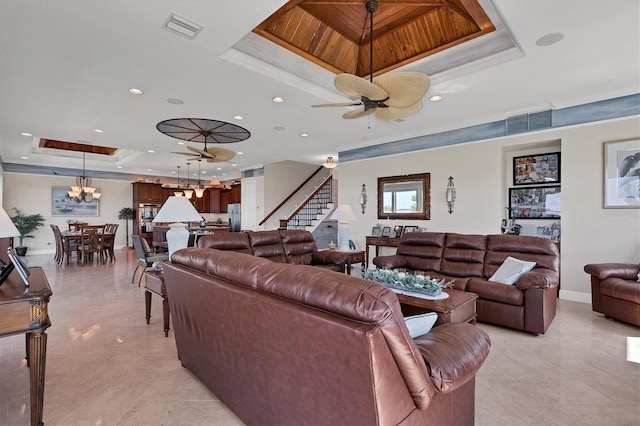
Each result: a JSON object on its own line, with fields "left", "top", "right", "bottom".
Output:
{"left": 361, "top": 268, "right": 455, "bottom": 296}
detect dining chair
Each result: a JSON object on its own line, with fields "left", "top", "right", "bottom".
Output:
{"left": 102, "top": 223, "right": 119, "bottom": 261}
{"left": 78, "top": 225, "right": 106, "bottom": 264}
{"left": 50, "top": 224, "right": 64, "bottom": 265}
{"left": 131, "top": 234, "right": 169, "bottom": 286}
{"left": 68, "top": 222, "right": 88, "bottom": 232}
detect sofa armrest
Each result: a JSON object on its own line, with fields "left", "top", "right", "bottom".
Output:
{"left": 373, "top": 255, "right": 408, "bottom": 270}
{"left": 311, "top": 250, "right": 349, "bottom": 266}
{"left": 414, "top": 323, "right": 491, "bottom": 394}
{"left": 514, "top": 269, "right": 558, "bottom": 290}
{"left": 584, "top": 263, "right": 639, "bottom": 281}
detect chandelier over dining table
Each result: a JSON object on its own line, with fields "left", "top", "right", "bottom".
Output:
{"left": 68, "top": 150, "right": 101, "bottom": 202}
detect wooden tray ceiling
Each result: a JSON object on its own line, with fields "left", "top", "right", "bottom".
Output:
{"left": 254, "top": 0, "right": 495, "bottom": 77}
{"left": 39, "top": 139, "right": 117, "bottom": 156}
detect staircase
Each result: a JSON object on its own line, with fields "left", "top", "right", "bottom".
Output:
{"left": 279, "top": 177, "right": 333, "bottom": 231}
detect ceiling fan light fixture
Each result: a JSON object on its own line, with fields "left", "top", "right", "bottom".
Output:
{"left": 323, "top": 156, "right": 338, "bottom": 169}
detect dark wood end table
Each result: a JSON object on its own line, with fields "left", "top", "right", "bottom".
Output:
{"left": 144, "top": 270, "right": 170, "bottom": 337}
{"left": 337, "top": 250, "right": 365, "bottom": 274}
{"left": 396, "top": 288, "right": 478, "bottom": 327}
{"left": 0, "top": 266, "right": 52, "bottom": 426}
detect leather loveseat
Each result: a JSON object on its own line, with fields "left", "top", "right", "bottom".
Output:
{"left": 373, "top": 232, "right": 560, "bottom": 334}
{"left": 164, "top": 247, "right": 491, "bottom": 426}
{"left": 584, "top": 263, "right": 640, "bottom": 326}
{"left": 197, "top": 229, "right": 349, "bottom": 272}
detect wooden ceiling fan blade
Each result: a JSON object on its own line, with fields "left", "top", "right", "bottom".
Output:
{"left": 187, "top": 145, "right": 215, "bottom": 158}
{"left": 205, "top": 147, "right": 236, "bottom": 161}
{"left": 374, "top": 72, "right": 430, "bottom": 108}
{"left": 334, "top": 74, "right": 388, "bottom": 101}
{"left": 312, "top": 102, "right": 363, "bottom": 108}
{"left": 374, "top": 101, "right": 423, "bottom": 121}
{"left": 171, "top": 151, "right": 194, "bottom": 156}
{"left": 343, "top": 108, "right": 375, "bottom": 119}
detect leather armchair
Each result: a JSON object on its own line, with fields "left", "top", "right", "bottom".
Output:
{"left": 584, "top": 263, "right": 640, "bottom": 326}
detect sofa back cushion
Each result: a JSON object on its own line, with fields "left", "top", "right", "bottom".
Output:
{"left": 279, "top": 229, "right": 317, "bottom": 265}
{"left": 396, "top": 232, "right": 446, "bottom": 272}
{"left": 169, "top": 247, "right": 435, "bottom": 410}
{"left": 247, "top": 230, "right": 287, "bottom": 262}
{"left": 196, "top": 232, "right": 252, "bottom": 255}
{"left": 484, "top": 234, "right": 560, "bottom": 277}
{"left": 440, "top": 233, "right": 487, "bottom": 278}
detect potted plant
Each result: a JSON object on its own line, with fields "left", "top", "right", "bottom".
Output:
{"left": 118, "top": 207, "right": 136, "bottom": 247}
{"left": 10, "top": 208, "right": 46, "bottom": 256}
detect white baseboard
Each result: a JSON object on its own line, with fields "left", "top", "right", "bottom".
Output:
{"left": 559, "top": 289, "right": 591, "bottom": 304}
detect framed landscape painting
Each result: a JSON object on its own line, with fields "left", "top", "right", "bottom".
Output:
{"left": 52, "top": 186, "right": 99, "bottom": 216}
{"left": 603, "top": 139, "right": 640, "bottom": 208}
{"left": 513, "top": 152, "right": 560, "bottom": 186}
{"left": 509, "top": 186, "right": 561, "bottom": 219}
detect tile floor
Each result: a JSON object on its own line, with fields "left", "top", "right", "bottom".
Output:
{"left": 0, "top": 249, "right": 638, "bottom": 425}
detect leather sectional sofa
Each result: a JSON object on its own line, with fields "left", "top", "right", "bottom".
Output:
{"left": 197, "top": 229, "right": 349, "bottom": 272}
{"left": 373, "top": 232, "right": 560, "bottom": 334}
{"left": 164, "top": 247, "right": 491, "bottom": 425}
{"left": 584, "top": 263, "right": 640, "bottom": 326}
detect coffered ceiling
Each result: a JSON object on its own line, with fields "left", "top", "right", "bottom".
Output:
{"left": 0, "top": 0, "right": 638, "bottom": 183}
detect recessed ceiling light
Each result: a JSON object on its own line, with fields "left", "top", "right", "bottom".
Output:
{"left": 167, "top": 98, "right": 183, "bottom": 105}
{"left": 222, "top": 173, "right": 227, "bottom": 176}
{"left": 116, "top": 165, "right": 123, "bottom": 169}
{"left": 429, "top": 95, "right": 442, "bottom": 102}
{"left": 93, "top": 129, "right": 103, "bottom": 133}
{"left": 536, "top": 32, "right": 565, "bottom": 47}
{"left": 177, "top": 141, "right": 185, "bottom": 145}
{"left": 20, "top": 156, "right": 28, "bottom": 160}
{"left": 147, "top": 150, "right": 155, "bottom": 153}
{"left": 171, "top": 171, "right": 176, "bottom": 174}
{"left": 300, "top": 132, "right": 309, "bottom": 137}
{"left": 217, "top": 167, "right": 222, "bottom": 171}
{"left": 21, "top": 132, "right": 32, "bottom": 136}
{"left": 237, "top": 152, "right": 243, "bottom": 155}
{"left": 129, "top": 88, "right": 144, "bottom": 95}
{"left": 147, "top": 169, "right": 152, "bottom": 171}
{"left": 232, "top": 164, "right": 237, "bottom": 167}
{"left": 272, "top": 97, "right": 284, "bottom": 103}
{"left": 233, "top": 115, "right": 243, "bottom": 120}
{"left": 274, "top": 126, "right": 285, "bottom": 131}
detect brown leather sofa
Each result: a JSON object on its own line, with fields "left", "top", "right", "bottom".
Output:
{"left": 373, "top": 232, "right": 560, "bottom": 334}
{"left": 197, "top": 229, "right": 348, "bottom": 272}
{"left": 164, "top": 247, "right": 491, "bottom": 426}
{"left": 584, "top": 263, "right": 640, "bottom": 326}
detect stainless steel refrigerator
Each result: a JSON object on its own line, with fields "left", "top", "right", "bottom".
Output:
{"left": 228, "top": 203, "right": 241, "bottom": 232}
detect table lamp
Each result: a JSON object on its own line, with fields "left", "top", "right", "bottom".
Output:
{"left": 152, "top": 196, "right": 202, "bottom": 257}
{"left": 329, "top": 204, "right": 358, "bottom": 251}
{"left": 0, "top": 206, "right": 20, "bottom": 284}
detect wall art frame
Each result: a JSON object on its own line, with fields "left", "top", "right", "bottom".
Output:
{"left": 603, "top": 139, "right": 640, "bottom": 208}
{"left": 509, "top": 185, "right": 561, "bottom": 219}
{"left": 52, "top": 186, "right": 99, "bottom": 216}
{"left": 513, "top": 152, "right": 561, "bottom": 186}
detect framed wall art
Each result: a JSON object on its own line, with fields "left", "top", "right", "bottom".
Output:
{"left": 403, "top": 225, "right": 419, "bottom": 234}
{"left": 381, "top": 226, "right": 391, "bottom": 237}
{"left": 52, "top": 186, "right": 99, "bottom": 216}
{"left": 603, "top": 139, "right": 640, "bottom": 208}
{"left": 371, "top": 226, "right": 382, "bottom": 236}
{"left": 509, "top": 185, "right": 561, "bottom": 219}
{"left": 392, "top": 225, "right": 404, "bottom": 238}
{"left": 513, "top": 152, "right": 560, "bottom": 185}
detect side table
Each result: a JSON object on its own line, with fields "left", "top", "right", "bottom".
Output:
{"left": 144, "top": 270, "right": 170, "bottom": 337}
{"left": 337, "top": 250, "right": 365, "bottom": 274}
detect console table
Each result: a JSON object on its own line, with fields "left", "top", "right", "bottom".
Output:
{"left": 365, "top": 236, "right": 401, "bottom": 266}
{"left": 0, "top": 267, "right": 52, "bottom": 426}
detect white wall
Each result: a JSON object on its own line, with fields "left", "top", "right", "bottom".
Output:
{"left": 1, "top": 173, "right": 133, "bottom": 254}
{"left": 338, "top": 116, "right": 640, "bottom": 302}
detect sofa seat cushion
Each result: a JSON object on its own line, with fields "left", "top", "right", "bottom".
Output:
{"left": 247, "top": 230, "right": 287, "bottom": 262}
{"left": 600, "top": 278, "right": 640, "bottom": 304}
{"left": 467, "top": 278, "right": 524, "bottom": 306}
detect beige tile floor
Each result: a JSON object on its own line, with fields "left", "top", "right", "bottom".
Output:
{"left": 1, "top": 249, "right": 639, "bottom": 426}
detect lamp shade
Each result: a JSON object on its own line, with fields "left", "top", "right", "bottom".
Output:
{"left": 0, "top": 206, "right": 20, "bottom": 238}
{"left": 329, "top": 204, "right": 358, "bottom": 222}
{"left": 152, "top": 196, "right": 202, "bottom": 224}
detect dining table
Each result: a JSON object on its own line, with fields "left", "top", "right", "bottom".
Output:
{"left": 61, "top": 227, "right": 114, "bottom": 265}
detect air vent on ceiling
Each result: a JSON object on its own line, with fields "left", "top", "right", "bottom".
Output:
{"left": 506, "top": 110, "right": 552, "bottom": 135}
{"left": 162, "top": 13, "right": 203, "bottom": 40}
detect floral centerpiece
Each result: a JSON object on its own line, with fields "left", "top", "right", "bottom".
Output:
{"left": 362, "top": 268, "right": 454, "bottom": 297}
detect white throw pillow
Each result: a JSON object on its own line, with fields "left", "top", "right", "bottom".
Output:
{"left": 489, "top": 256, "right": 537, "bottom": 285}
{"left": 404, "top": 312, "right": 438, "bottom": 338}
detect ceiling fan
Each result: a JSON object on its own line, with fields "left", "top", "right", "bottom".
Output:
{"left": 312, "top": 0, "right": 430, "bottom": 120}
{"left": 171, "top": 142, "right": 236, "bottom": 163}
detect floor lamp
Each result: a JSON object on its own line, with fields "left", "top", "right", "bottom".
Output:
{"left": 329, "top": 204, "right": 358, "bottom": 252}
{"left": 152, "top": 196, "right": 202, "bottom": 257}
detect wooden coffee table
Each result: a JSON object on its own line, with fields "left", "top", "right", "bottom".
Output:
{"left": 395, "top": 288, "right": 478, "bottom": 327}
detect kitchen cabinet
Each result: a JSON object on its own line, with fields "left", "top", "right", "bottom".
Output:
{"left": 133, "top": 182, "right": 162, "bottom": 203}
{"left": 192, "top": 190, "right": 210, "bottom": 213}
{"left": 209, "top": 188, "right": 221, "bottom": 213}
{"left": 220, "top": 184, "right": 241, "bottom": 213}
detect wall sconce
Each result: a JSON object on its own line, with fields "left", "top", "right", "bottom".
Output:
{"left": 360, "top": 184, "right": 367, "bottom": 214}
{"left": 446, "top": 176, "right": 456, "bottom": 214}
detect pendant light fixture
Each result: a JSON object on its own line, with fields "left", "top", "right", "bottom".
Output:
{"left": 68, "top": 149, "right": 101, "bottom": 202}
{"left": 174, "top": 165, "right": 184, "bottom": 197}
{"left": 194, "top": 159, "right": 205, "bottom": 198}
{"left": 323, "top": 156, "right": 338, "bottom": 168}
{"left": 183, "top": 162, "right": 194, "bottom": 199}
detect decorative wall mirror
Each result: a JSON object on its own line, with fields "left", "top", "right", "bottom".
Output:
{"left": 377, "top": 173, "right": 430, "bottom": 220}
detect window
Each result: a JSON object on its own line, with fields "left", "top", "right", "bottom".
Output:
{"left": 377, "top": 173, "right": 430, "bottom": 220}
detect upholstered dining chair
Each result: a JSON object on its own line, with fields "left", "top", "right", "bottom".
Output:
{"left": 131, "top": 234, "right": 169, "bottom": 286}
